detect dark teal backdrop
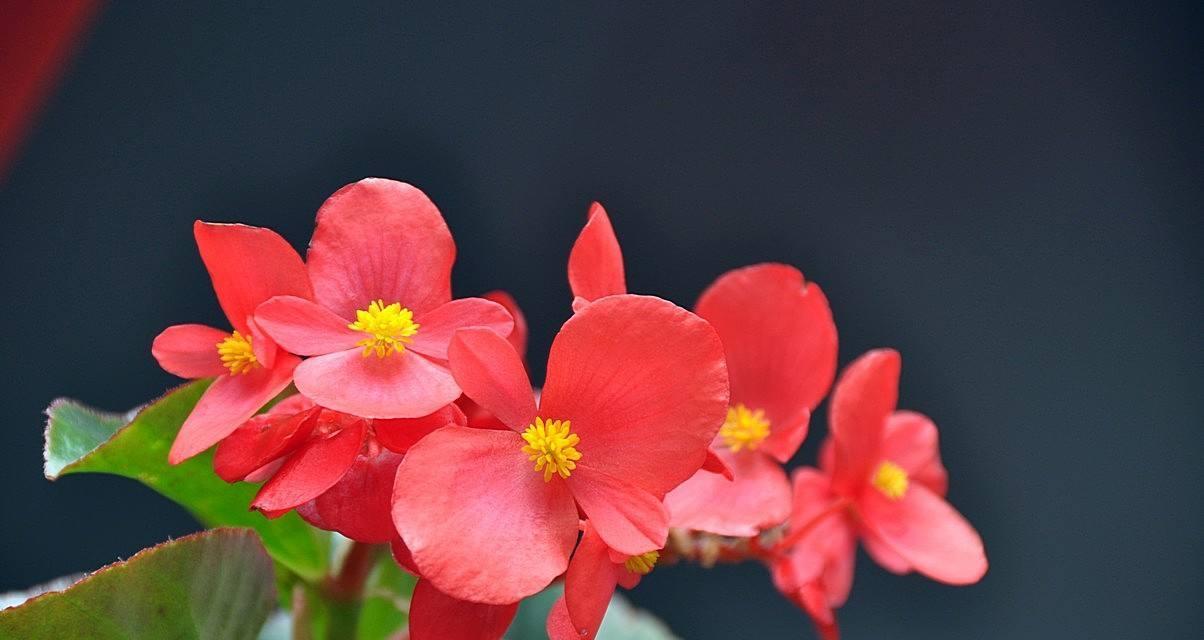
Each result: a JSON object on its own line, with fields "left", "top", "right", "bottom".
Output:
{"left": 1, "top": 2, "right": 1200, "bottom": 638}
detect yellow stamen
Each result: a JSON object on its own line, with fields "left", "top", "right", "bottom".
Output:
{"left": 718, "top": 404, "right": 771, "bottom": 452}
{"left": 521, "top": 417, "right": 582, "bottom": 482}
{"left": 624, "top": 550, "right": 660, "bottom": 575}
{"left": 348, "top": 300, "right": 419, "bottom": 358}
{"left": 872, "top": 460, "right": 909, "bottom": 500}
{"left": 216, "top": 331, "right": 258, "bottom": 375}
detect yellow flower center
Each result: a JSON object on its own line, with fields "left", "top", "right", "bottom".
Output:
{"left": 872, "top": 460, "right": 909, "bottom": 500}
{"left": 216, "top": 331, "right": 259, "bottom": 375}
{"left": 521, "top": 417, "right": 582, "bottom": 482}
{"left": 348, "top": 300, "right": 420, "bottom": 358}
{"left": 624, "top": 550, "right": 660, "bottom": 575}
{"left": 718, "top": 404, "right": 771, "bottom": 452}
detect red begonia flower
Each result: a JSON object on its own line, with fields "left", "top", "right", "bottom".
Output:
{"left": 546, "top": 523, "right": 657, "bottom": 640}
{"left": 774, "top": 349, "right": 986, "bottom": 629}
{"left": 152, "top": 221, "right": 312, "bottom": 464}
{"left": 665, "top": 263, "right": 837, "bottom": 536}
{"left": 408, "top": 579, "right": 519, "bottom": 640}
{"left": 391, "top": 295, "right": 729, "bottom": 605}
{"left": 567, "top": 202, "right": 626, "bottom": 310}
{"left": 253, "top": 179, "right": 513, "bottom": 418}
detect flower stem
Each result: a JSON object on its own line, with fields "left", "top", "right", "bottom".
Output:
{"left": 321, "top": 542, "right": 381, "bottom": 640}
{"left": 773, "top": 499, "right": 850, "bottom": 552}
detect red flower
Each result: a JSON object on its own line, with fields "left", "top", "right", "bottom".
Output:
{"left": 254, "top": 179, "right": 514, "bottom": 418}
{"left": 665, "top": 263, "right": 838, "bottom": 536}
{"left": 773, "top": 349, "right": 987, "bottom": 629}
{"left": 152, "top": 222, "right": 311, "bottom": 463}
{"left": 391, "top": 294, "right": 729, "bottom": 605}
{"left": 545, "top": 523, "right": 658, "bottom": 640}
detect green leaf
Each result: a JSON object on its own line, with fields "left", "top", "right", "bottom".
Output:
{"left": 507, "top": 584, "right": 678, "bottom": 640}
{"left": 0, "top": 529, "right": 276, "bottom": 640}
{"left": 44, "top": 381, "right": 329, "bottom": 581}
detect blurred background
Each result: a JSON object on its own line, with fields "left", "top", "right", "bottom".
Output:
{"left": 1, "top": 2, "right": 1200, "bottom": 638}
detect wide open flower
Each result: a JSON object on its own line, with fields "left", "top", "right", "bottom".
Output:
{"left": 152, "top": 222, "right": 312, "bottom": 463}
{"left": 254, "top": 179, "right": 513, "bottom": 418}
{"left": 774, "top": 349, "right": 986, "bottom": 627}
{"left": 545, "top": 523, "right": 658, "bottom": 640}
{"left": 665, "top": 263, "right": 837, "bottom": 536}
{"left": 392, "top": 294, "right": 729, "bottom": 605}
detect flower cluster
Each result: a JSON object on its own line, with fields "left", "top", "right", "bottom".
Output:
{"left": 152, "top": 178, "right": 986, "bottom": 639}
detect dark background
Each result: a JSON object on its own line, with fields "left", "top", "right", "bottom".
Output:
{"left": 1, "top": 2, "right": 1200, "bottom": 638}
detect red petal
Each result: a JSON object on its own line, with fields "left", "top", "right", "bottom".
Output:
{"left": 151, "top": 324, "right": 228, "bottom": 379}
{"left": 251, "top": 416, "right": 366, "bottom": 513}
{"left": 193, "top": 221, "right": 312, "bottom": 334}
{"left": 448, "top": 328, "right": 536, "bottom": 432}
{"left": 392, "top": 427, "right": 577, "bottom": 604}
{"left": 882, "top": 410, "right": 948, "bottom": 496}
{"left": 296, "top": 451, "right": 401, "bottom": 543}
{"left": 410, "top": 298, "right": 514, "bottom": 360}
{"left": 567, "top": 202, "right": 626, "bottom": 303}
{"left": 293, "top": 349, "right": 460, "bottom": 419}
{"left": 701, "top": 448, "right": 734, "bottom": 481}
{"left": 547, "top": 597, "right": 589, "bottom": 640}
{"left": 481, "top": 290, "right": 528, "bottom": 359}
{"left": 696, "top": 263, "right": 837, "bottom": 423}
{"left": 540, "top": 295, "right": 729, "bottom": 497}
{"left": 213, "top": 405, "right": 320, "bottom": 482}
{"left": 759, "top": 407, "right": 812, "bottom": 464}
{"left": 373, "top": 403, "right": 467, "bottom": 453}
{"left": 861, "top": 528, "right": 912, "bottom": 575}
{"left": 168, "top": 355, "right": 299, "bottom": 464}
{"left": 564, "top": 525, "right": 620, "bottom": 640}
{"left": 664, "top": 447, "right": 791, "bottom": 537}
{"left": 390, "top": 536, "right": 420, "bottom": 576}
{"left": 828, "top": 349, "right": 900, "bottom": 495}
{"left": 254, "top": 295, "right": 360, "bottom": 355}
{"left": 409, "top": 579, "right": 518, "bottom": 640}
{"left": 306, "top": 179, "right": 454, "bottom": 319}
{"left": 860, "top": 483, "right": 987, "bottom": 585}
{"left": 568, "top": 466, "right": 668, "bottom": 555}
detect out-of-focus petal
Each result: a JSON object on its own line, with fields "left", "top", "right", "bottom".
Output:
{"left": 701, "top": 448, "right": 734, "bottom": 481}
{"left": 882, "top": 410, "right": 949, "bottom": 496}
{"left": 665, "top": 448, "right": 791, "bottom": 537}
{"left": 293, "top": 349, "right": 459, "bottom": 419}
{"left": 564, "top": 525, "right": 620, "bottom": 640}
{"left": 373, "top": 403, "right": 467, "bottom": 453}
{"left": 390, "top": 536, "right": 420, "bottom": 576}
{"left": 481, "top": 290, "right": 528, "bottom": 359}
{"left": 568, "top": 465, "right": 668, "bottom": 555}
{"left": 392, "top": 427, "right": 577, "bottom": 604}
{"left": 251, "top": 416, "right": 366, "bottom": 514}
{"left": 152, "top": 324, "right": 229, "bottom": 379}
{"left": 168, "top": 355, "right": 299, "bottom": 464}
{"left": 448, "top": 328, "right": 536, "bottom": 431}
{"left": 213, "top": 405, "right": 320, "bottom": 482}
{"left": 568, "top": 202, "right": 626, "bottom": 303}
{"left": 861, "top": 528, "right": 912, "bottom": 575}
{"left": 759, "top": 407, "right": 812, "bottom": 464}
{"left": 829, "top": 349, "right": 900, "bottom": 495}
{"left": 306, "top": 179, "right": 454, "bottom": 318}
{"left": 193, "top": 221, "right": 311, "bottom": 334}
{"left": 296, "top": 451, "right": 401, "bottom": 543}
{"left": 254, "top": 295, "right": 361, "bottom": 355}
{"left": 540, "top": 295, "right": 729, "bottom": 497}
{"left": 409, "top": 298, "right": 514, "bottom": 360}
{"left": 409, "top": 579, "right": 518, "bottom": 640}
{"left": 696, "top": 264, "right": 837, "bottom": 424}
{"left": 860, "top": 483, "right": 987, "bottom": 585}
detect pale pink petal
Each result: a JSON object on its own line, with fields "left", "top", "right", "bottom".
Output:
{"left": 861, "top": 528, "right": 912, "bottom": 575}
{"left": 410, "top": 298, "right": 514, "bottom": 360}
{"left": 293, "top": 349, "right": 459, "bottom": 419}
{"left": 860, "top": 483, "right": 987, "bottom": 585}
{"left": 254, "top": 295, "right": 361, "bottom": 355}
{"left": 665, "top": 448, "right": 791, "bottom": 537}
{"left": 152, "top": 324, "right": 228, "bottom": 379}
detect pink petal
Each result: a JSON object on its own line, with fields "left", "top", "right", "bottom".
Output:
{"left": 860, "top": 483, "right": 988, "bottom": 585}
{"left": 193, "top": 221, "right": 312, "bottom": 334}
{"left": 392, "top": 427, "right": 578, "bottom": 604}
{"left": 481, "top": 290, "right": 528, "bottom": 359}
{"left": 547, "top": 597, "right": 588, "bottom": 640}
{"left": 540, "top": 295, "right": 729, "bottom": 497}
{"left": 212, "top": 405, "right": 320, "bottom": 482}
{"left": 306, "top": 179, "right": 454, "bottom": 318}
{"left": 568, "top": 202, "right": 626, "bottom": 303}
{"left": 254, "top": 295, "right": 360, "bottom": 355}
{"left": 409, "top": 579, "right": 518, "bottom": 640}
{"left": 701, "top": 448, "right": 734, "bottom": 481}
{"left": 373, "top": 403, "right": 467, "bottom": 453}
{"left": 696, "top": 263, "right": 837, "bottom": 424}
{"left": 447, "top": 328, "right": 537, "bottom": 431}
{"left": 664, "top": 448, "right": 791, "bottom": 537}
{"left": 861, "top": 528, "right": 912, "bottom": 575}
{"left": 251, "top": 416, "right": 366, "bottom": 513}
{"left": 151, "top": 323, "right": 228, "bottom": 379}
{"left": 564, "top": 525, "right": 620, "bottom": 640}
{"left": 410, "top": 298, "right": 514, "bottom": 360}
{"left": 568, "top": 465, "right": 668, "bottom": 555}
{"left": 882, "top": 410, "right": 949, "bottom": 496}
{"left": 168, "top": 355, "right": 299, "bottom": 464}
{"left": 759, "top": 407, "right": 812, "bottom": 464}
{"left": 293, "top": 349, "right": 460, "bottom": 419}
{"left": 296, "top": 451, "right": 401, "bottom": 543}
{"left": 828, "top": 349, "right": 900, "bottom": 495}
{"left": 265, "top": 394, "right": 316, "bottom": 416}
